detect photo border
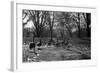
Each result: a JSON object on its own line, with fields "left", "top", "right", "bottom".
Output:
{"left": 11, "top": 1, "right": 97, "bottom": 71}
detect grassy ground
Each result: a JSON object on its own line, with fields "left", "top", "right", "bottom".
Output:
{"left": 22, "top": 38, "right": 91, "bottom": 62}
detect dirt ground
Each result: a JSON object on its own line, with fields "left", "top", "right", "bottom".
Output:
{"left": 22, "top": 38, "right": 91, "bottom": 62}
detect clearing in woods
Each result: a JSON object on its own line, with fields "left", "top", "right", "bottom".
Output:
{"left": 23, "top": 38, "right": 91, "bottom": 62}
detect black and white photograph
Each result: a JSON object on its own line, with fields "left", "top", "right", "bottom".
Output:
{"left": 22, "top": 9, "right": 91, "bottom": 62}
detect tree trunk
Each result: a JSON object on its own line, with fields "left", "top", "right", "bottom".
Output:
{"left": 77, "top": 13, "right": 81, "bottom": 38}
{"left": 34, "top": 11, "right": 41, "bottom": 37}
{"left": 50, "top": 26, "right": 53, "bottom": 41}
{"left": 78, "top": 25, "right": 81, "bottom": 38}
{"left": 65, "top": 25, "right": 72, "bottom": 37}
{"left": 86, "top": 13, "right": 91, "bottom": 37}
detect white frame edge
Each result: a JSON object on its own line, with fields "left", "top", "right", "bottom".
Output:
{"left": 11, "top": 1, "right": 17, "bottom": 71}
{"left": 11, "top": 1, "right": 97, "bottom": 72}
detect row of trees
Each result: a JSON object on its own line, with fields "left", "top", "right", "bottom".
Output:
{"left": 23, "top": 10, "right": 91, "bottom": 42}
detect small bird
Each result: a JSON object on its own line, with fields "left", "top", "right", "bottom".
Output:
{"left": 37, "top": 40, "right": 42, "bottom": 47}
{"left": 48, "top": 42, "right": 52, "bottom": 46}
{"left": 65, "top": 41, "right": 69, "bottom": 45}
{"left": 55, "top": 42, "right": 59, "bottom": 46}
{"left": 29, "top": 42, "right": 36, "bottom": 50}
{"left": 55, "top": 40, "right": 60, "bottom": 47}
{"left": 29, "top": 42, "right": 39, "bottom": 57}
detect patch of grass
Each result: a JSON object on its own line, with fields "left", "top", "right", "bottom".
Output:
{"left": 22, "top": 38, "right": 91, "bottom": 62}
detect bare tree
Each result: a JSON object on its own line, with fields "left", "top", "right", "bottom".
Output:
{"left": 25, "top": 10, "right": 48, "bottom": 42}
{"left": 56, "top": 12, "right": 73, "bottom": 39}
{"left": 72, "top": 13, "right": 81, "bottom": 38}
{"left": 82, "top": 13, "right": 91, "bottom": 37}
{"left": 46, "top": 12, "right": 54, "bottom": 42}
